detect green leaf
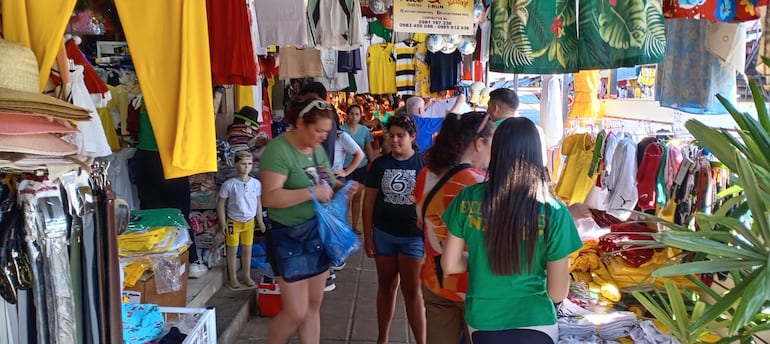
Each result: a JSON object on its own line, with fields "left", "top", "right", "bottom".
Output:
{"left": 716, "top": 185, "right": 743, "bottom": 200}
{"left": 652, "top": 259, "right": 760, "bottom": 277}
{"left": 633, "top": 291, "right": 683, "bottom": 339}
{"left": 686, "top": 275, "right": 722, "bottom": 301}
{"left": 490, "top": 0, "right": 534, "bottom": 69}
{"left": 693, "top": 214, "right": 766, "bottom": 253}
{"left": 692, "top": 300, "right": 707, "bottom": 323}
{"left": 713, "top": 195, "right": 744, "bottom": 218}
{"left": 666, "top": 280, "right": 690, "bottom": 339}
{"left": 598, "top": 0, "right": 646, "bottom": 49}
{"left": 691, "top": 268, "right": 761, "bottom": 331}
{"left": 641, "top": 0, "right": 665, "bottom": 59}
{"left": 730, "top": 268, "right": 770, "bottom": 334}
{"left": 653, "top": 233, "right": 766, "bottom": 261}
{"left": 736, "top": 153, "right": 770, "bottom": 245}
{"left": 749, "top": 79, "right": 770, "bottom": 133}
{"left": 685, "top": 119, "right": 738, "bottom": 171}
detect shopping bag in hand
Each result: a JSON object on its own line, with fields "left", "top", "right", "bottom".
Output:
{"left": 310, "top": 181, "right": 361, "bottom": 266}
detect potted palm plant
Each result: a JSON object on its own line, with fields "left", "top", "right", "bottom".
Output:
{"left": 631, "top": 68, "right": 770, "bottom": 342}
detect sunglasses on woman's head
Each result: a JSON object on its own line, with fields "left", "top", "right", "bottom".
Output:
{"left": 298, "top": 100, "right": 335, "bottom": 119}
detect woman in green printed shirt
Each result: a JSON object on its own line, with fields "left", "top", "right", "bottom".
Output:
{"left": 441, "top": 117, "right": 582, "bottom": 344}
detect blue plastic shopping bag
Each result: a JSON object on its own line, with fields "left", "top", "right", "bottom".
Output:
{"left": 310, "top": 182, "right": 361, "bottom": 266}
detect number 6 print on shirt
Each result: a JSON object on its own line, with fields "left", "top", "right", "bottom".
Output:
{"left": 382, "top": 169, "right": 416, "bottom": 205}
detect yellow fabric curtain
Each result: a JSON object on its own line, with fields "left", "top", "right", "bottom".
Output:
{"left": 2, "top": 0, "right": 77, "bottom": 91}
{"left": 567, "top": 70, "right": 602, "bottom": 122}
{"left": 114, "top": 0, "right": 217, "bottom": 178}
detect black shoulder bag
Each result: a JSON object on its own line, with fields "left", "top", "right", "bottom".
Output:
{"left": 421, "top": 163, "right": 471, "bottom": 289}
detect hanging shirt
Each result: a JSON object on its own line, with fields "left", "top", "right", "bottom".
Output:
{"left": 367, "top": 43, "right": 397, "bottom": 95}
{"left": 315, "top": 49, "right": 350, "bottom": 91}
{"left": 254, "top": 0, "right": 309, "bottom": 47}
{"left": 115, "top": 0, "right": 217, "bottom": 178}
{"left": 427, "top": 51, "right": 462, "bottom": 93}
{"left": 354, "top": 19, "right": 378, "bottom": 95}
{"left": 69, "top": 65, "right": 114, "bottom": 158}
{"left": 605, "top": 137, "right": 638, "bottom": 220}
{"left": 554, "top": 133, "right": 597, "bottom": 205}
{"left": 206, "top": 0, "right": 258, "bottom": 85}
{"left": 279, "top": 47, "right": 324, "bottom": 80}
{"left": 423, "top": 97, "right": 472, "bottom": 118}
{"left": 412, "top": 115, "right": 444, "bottom": 153}
{"left": 394, "top": 42, "right": 418, "bottom": 96}
{"left": 636, "top": 142, "right": 664, "bottom": 211}
{"left": 663, "top": 0, "right": 764, "bottom": 22}
{"left": 577, "top": 0, "right": 666, "bottom": 70}
{"left": 369, "top": 19, "right": 392, "bottom": 42}
{"left": 414, "top": 41, "right": 435, "bottom": 97}
{"left": 337, "top": 50, "right": 362, "bottom": 73}
{"left": 246, "top": 0, "right": 268, "bottom": 56}
{"left": 308, "top": 0, "right": 364, "bottom": 50}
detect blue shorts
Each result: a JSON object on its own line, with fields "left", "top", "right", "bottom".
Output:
{"left": 373, "top": 227, "right": 424, "bottom": 258}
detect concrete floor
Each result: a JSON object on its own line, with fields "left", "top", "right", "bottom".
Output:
{"left": 233, "top": 249, "right": 417, "bottom": 344}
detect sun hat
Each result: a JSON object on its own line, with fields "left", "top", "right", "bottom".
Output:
{"left": 0, "top": 111, "right": 78, "bottom": 135}
{"left": 0, "top": 39, "right": 90, "bottom": 121}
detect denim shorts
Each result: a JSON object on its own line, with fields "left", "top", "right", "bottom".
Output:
{"left": 373, "top": 227, "right": 424, "bottom": 258}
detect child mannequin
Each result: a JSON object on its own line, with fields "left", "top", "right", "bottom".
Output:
{"left": 217, "top": 151, "right": 266, "bottom": 288}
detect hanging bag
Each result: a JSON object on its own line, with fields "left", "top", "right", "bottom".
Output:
{"left": 311, "top": 181, "right": 361, "bottom": 266}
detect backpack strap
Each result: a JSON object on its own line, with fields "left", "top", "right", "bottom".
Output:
{"left": 421, "top": 163, "right": 472, "bottom": 225}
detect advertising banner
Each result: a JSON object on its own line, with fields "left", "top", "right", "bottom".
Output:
{"left": 393, "top": 0, "right": 474, "bottom": 35}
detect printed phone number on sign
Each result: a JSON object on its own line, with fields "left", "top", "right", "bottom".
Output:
{"left": 399, "top": 21, "right": 469, "bottom": 31}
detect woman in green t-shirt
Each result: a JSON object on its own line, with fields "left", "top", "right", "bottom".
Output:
{"left": 441, "top": 118, "right": 582, "bottom": 344}
{"left": 260, "top": 97, "right": 359, "bottom": 344}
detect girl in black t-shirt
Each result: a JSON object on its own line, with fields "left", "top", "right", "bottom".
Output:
{"left": 362, "top": 115, "right": 426, "bottom": 344}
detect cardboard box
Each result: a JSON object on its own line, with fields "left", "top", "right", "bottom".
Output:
{"left": 123, "top": 251, "right": 189, "bottom": 307}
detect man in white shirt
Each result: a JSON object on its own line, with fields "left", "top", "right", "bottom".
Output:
{"left": 486, "top": 88, "right": 548, "bottom": 167}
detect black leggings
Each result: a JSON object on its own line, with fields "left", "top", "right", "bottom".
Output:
{"left": 471, "top": 329, "right": 554, "bottom": 344}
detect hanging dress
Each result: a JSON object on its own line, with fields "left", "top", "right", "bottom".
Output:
{"left": 656, "top": 19, "right": 738, "bottom": 114}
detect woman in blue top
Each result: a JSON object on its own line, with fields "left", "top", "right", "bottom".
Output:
{"left": 441, "top": 117, "right": 583, "bottom": 344}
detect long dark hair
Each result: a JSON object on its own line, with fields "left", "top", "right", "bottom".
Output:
{"left": 483, "top": 117, "right": 548, "bottom": 275}
{"left": 424, "top": 112, "right": 493, "bottom": 173}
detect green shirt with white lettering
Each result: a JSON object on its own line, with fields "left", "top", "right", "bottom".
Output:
{"left": 442, "top": 183, "right": 582, "bottom": 330}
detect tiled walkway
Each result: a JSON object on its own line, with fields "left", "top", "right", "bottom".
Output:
{"left": 234, "top": 249, "right": 417, "bottom": 343}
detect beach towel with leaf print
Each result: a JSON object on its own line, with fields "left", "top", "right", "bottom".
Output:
{"left": 489, "top": 0, "right": 666, "bottom": 74}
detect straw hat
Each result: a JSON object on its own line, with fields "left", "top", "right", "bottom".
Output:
{"left": 0, "top": 39, "right": 90, "bottom": 120}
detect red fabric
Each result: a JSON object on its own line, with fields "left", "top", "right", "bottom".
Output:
{"left": 206, "top": 0, "right": 258, "bottom": 85}
{"left": 636, "top": 142, "right": 664, "bottom": 211}
{"left": 598, "top": 223, "right": 659, "bottom": 267}
{"left": 65, "top": 39, "right": 109, "bottom": 96}
{"left": 663, "top": 0, "right": 767, "bottom": 22}
{"left": 259, "top": 55, "right": 279, "bottom": 79}
{"left": 127, "top": 103, "right": 141, "bottom": 140}
{"left": 260, "top": 81, "right": 273, "bottom": 138}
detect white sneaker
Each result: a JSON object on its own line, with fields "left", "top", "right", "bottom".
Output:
{"left": 331, "top": 261, "right": 346, "bottom": 271}
{"left": 324, "top": 277, "right": 336, "bottom": 292}
{"left": 189, "top": 262, "right": 208, "bottom": 279}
